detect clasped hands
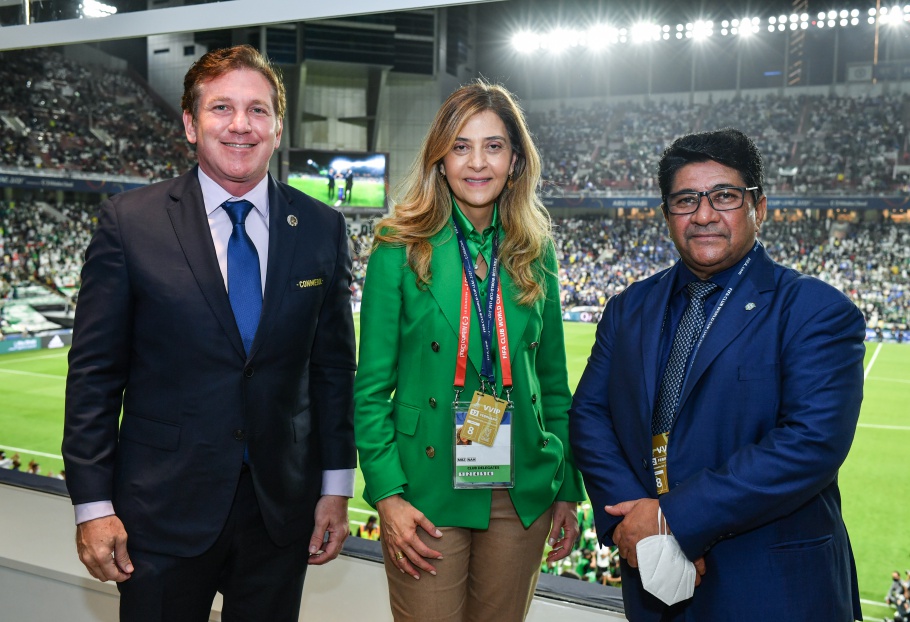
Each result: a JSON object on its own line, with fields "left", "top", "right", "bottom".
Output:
{"left": 608, "top": 498, "right": 706, "bottom": 586}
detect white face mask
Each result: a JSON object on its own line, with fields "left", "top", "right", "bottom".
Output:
{"left": 635, "top": 506, "right": 696, "bottom": 606}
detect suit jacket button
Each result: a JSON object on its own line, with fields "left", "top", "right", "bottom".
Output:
{"left": 425, "top": 446, "right": 435, "bottom": 458}
{"left": 431, "top": 341, "right": 440, "bottom": 352}
{"left": 531, "top": 394, "right": 537, "bottom": 404}
{"left": 529, "top": 341, "right": 539, "bottom": 350}
{"left": 233, "top": 429, "right": 245, "bottom": 441}
{"left": 429, "top": 397, "right": 437, "bottom": 408}
{"left": 542, "top": 438, "right": 549, "bottom": 447}
{"left": 244, "top": 367, "right": 254, "bottom": 378}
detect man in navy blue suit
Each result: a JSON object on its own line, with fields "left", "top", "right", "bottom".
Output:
{"left": 63, "top": 45, "right": 356, "bottom": 621}
{"left": 569, "top": 128, "right": 865, "bottom": 621}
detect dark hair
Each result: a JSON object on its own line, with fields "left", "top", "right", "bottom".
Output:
{"left": 181, "top": 44, "right": 286, "bottom": 121}
{"left": 657, "top": 128, "right": 764, "bottom": 207}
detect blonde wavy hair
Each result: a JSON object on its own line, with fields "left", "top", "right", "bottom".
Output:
{"left": 374, "top": 80, "right": 551, "bottom": 306}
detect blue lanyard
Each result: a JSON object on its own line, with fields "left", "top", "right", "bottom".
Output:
{"left": 452, "top": 218, "right": 500, "bottom": 390}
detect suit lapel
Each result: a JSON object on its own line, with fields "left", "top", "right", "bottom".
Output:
{"left": 167, "top": 170, "right": 248, "bottom": 360}
{"left": 677, "top": 247, "right": 776, "bottom": 410}
{"left": 249, "top": 176, "right": 300, "bottom": 358}
{"left": 641, "top": 265, "right": 676, "bottom": 415}
{"left": 427, "top": 224, "right": 531, "bottom": 386}
{"left": 499, "top": 267, "right": 531, "bottom": 378}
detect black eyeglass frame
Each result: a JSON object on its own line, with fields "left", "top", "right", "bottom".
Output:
{"left": 661, "top": 186, "right": 760, "bottom": 216}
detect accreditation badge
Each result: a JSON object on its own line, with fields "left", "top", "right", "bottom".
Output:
{"left": 652, "top": 433, "right": 670, "bottom": 495}
{"left": 460, "top": 390, "right": 508, "bottom": 446}
{"left": 453, "top": 398, "right": 514, "bottom": 489}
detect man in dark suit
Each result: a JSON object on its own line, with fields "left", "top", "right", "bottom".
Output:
{"left": 569, "top": 129, "right": 865, "bottom": 621}
{"left": 62, "top": 45, "right": 356, "bottom": 621}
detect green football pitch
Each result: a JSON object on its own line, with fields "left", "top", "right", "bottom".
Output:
{"left": 287, "top": 175, "right": 386, "bottom": 210}
{"left": 0, "top": 320, "right": 906, "bottom": 616}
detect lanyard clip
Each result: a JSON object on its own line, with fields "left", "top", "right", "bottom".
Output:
{"left": 452, "top": 386, "right": 463, "bottom": 406}
{"left": 503, "top": 387, "right": 513, "bottom": 409}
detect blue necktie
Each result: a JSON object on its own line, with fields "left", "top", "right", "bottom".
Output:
{"left": 652, "top": 280, "right": 720, "bottom": 435}
{"left": 222, "top": 199, "right": 262, "bottom": 356}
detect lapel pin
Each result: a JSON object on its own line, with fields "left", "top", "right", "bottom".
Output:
{"left": 287, "top": 215, "right": 298, "bottom": 227}
{"left": 745, "top": 302, "right": 756, "bottom": 311}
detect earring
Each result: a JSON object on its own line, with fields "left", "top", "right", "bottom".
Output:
{"left": 506, "top": 172, "right": 514, "bottom": 190}
{"left": 439, "top": 165, "right": 445, "bottom": 177}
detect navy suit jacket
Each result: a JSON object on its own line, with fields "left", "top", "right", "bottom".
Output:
{"left": 569, "top": 244, "right": 864, "bottom": 621}
{"left": 63, "top": 168, "right": 356, "bottom": 556}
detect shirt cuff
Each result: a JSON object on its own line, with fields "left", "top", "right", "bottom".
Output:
{"left": 322, "top": 469, "right": 355, "bottom": 498}
{"left": 74, "top": 501, "right": 115, "bottom": 525}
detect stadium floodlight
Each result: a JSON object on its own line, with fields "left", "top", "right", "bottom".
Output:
{"left": 828, "top": 19, "right": 836, "bottom": 26}
{"left": 540, "top": 28, "right": 575, "bottom": 53}
{"left": 791, "top": 22, "right": 798, "bottom": 29}
{"left": 723, "top": 19, "right": 731, "bottom": 27}
{"left": 789, "top": 13, "right": 798, "bottom": 22}
{"left": 869, "top": 7, "right": 877, "bottom": 15}
{"left": 851, "top": 17, "right": 859, "bottom": 25}
{"left": 80, "top": 0, "right": 117, "bottom": 17}
{"left": 828, "top": 10, "right": 837, "bottom": 18}
{"left": 630, "top": 22, "right": 652, "bottom": 43}
{"left": 778, "top": 23, "right": 786, "bottom": 31}
{"left": 817, "top": 20, "right": 825, "bottom": 27}
{"left": 722, "top": 27, "right": 729, "bottom": 35}
{"left": 691, "top": 20, "right": 713, "bottom": 39}
{"left": 868, "top": 16, "right": 876, "bottom": 23}
{"left": 851, "top": 9, "right": 860, "bottom": 17}
{"left": 881, "top": 6, "right": 889, "bottom": 13}
{"left": 840, "top": 18, "right": 848, "bottom": 26}
{"left": 769, "top": 16, "right": 777, "bottom": 24}
{"left": 818, "top": 11, "right": 826, "bottom": 19}
{"left": 840, "top": 9, "right": 849, "bottom": 18}
{"left": 511, "top": 30, "right": 540, "bottom": 53}
{"left": 801, "top": 21, "right": 808, "bottom": 29}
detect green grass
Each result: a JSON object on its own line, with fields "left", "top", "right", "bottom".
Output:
{"left": 287, "top": 175, "right": 386, "bottom": 209}
{"left": 1, "top": 323, "right": 906, "bottom": 614}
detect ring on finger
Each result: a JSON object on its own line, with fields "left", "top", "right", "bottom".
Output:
{"left": 394, "top": 551, "right": 404, "bottom": 561}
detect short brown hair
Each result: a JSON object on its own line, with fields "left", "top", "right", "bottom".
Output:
{"left": 181, "top": 44, "right": 286, "bottom": 121}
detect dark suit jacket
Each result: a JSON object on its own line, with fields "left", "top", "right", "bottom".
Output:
{"left": 63, "top": 168, "right": 356, "bottom": 556}
{"left": 569, "top": 244, "right": 865, "bottom": 621}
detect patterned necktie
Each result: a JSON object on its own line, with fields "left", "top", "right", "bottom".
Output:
{"left": 222, "top": 199, "right": 262, "bottom": 355}
{"left": 651, "top": 280, "right": 720, "bottom": 435}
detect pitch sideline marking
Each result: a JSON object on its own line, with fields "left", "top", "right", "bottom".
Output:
{"left": 0, "top": 444, "right": 63, "bottom": 460}
{"left": 0, "top": 368, "right": 65, "bottom": 380}
{"left": 863, "top": 342, "right": 882, "bottom": 381}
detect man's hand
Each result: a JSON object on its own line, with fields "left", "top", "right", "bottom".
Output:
{"left": 307, "top": 495, "right": 350, "bottom": 565}
{"left": 375, "top": 494, "right": 443, "bottom": 580}
{"left": 607, "top": 498, "right": 660, "bottom": 567}
{"left": 608, "top": 499, "right": 708, "bottom": 586}
{"left": 546, "top": 501, "right": 579, "bottom": 562}
{"left": 76, "top": 514, "right": 133, "bottom": 582}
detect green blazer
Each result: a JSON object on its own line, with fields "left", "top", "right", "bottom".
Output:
{"left": 354, "top": 223, "right": 586, "bottom": 529}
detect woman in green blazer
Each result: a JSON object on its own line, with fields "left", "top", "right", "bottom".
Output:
{"left": 354, "top": 81, "right": 586, "bottom": 621}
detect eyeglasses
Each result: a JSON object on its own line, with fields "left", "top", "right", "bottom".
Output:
{"left": 663, "top": 186, "right": 759, "bottom": 215}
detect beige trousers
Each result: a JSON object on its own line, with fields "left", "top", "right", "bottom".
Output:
{"left": 383, "top": 490, "right": 553, "bottom": 622}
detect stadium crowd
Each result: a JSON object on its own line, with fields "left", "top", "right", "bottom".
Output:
{"left": 532, "top": 92, "right": 910, "bottom": 196}
{"left": 552, "top": 215, "right": 910, "bottom": 333}
{"left": 0, "top": 49, "right": 192, "bottom": 181}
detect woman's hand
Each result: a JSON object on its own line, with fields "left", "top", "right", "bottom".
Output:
{"left": 375, "top": 494, "right": 444, "bottom": 580}
{"left": 546, "top": 501, "right": 579, "bottom": 562}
